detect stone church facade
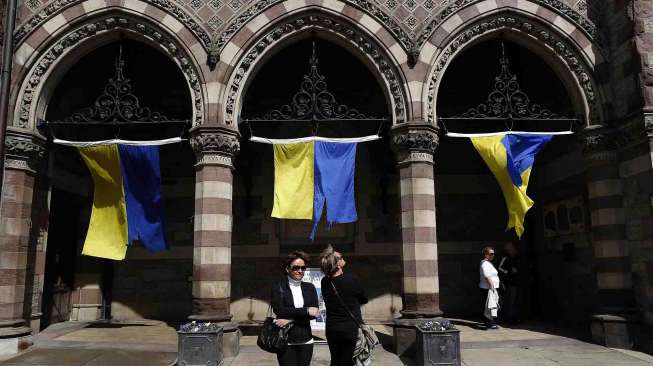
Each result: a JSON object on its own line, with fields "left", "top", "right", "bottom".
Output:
{"left": 0, "top": 0, "right": 652, "bottom": 357}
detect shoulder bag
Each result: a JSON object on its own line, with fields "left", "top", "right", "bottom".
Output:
{"left": 329, "top": 280, "right": 378, "bottom": 366}
{"left": 257, "top": 283, "right": 293, "bottom": 353}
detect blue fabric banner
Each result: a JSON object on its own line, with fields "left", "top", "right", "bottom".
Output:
{"left": 311, "top": 142, "right": 358, "bottom": 239}
{"left": 118, "top": 145, "right": 168, "bottom": 252}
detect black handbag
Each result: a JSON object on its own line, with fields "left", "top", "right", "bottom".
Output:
{"left": 257, "top": 284, "right": 293, "bottom": 354}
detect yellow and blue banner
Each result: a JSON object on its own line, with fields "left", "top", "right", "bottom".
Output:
{"left": 471, "top": 133, "right": 552, "bottom": 238}
{"left": 271, "top": 141, "right": 358, "bottom": 239}
{"left": 79, "top": 144, "right": 168, "bottom": 260}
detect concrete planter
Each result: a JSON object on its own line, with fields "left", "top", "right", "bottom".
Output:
{"left": 416, "top": 326, "right": 461, "bottom": 366}
{"left": 178, "top": 322, "right": 224, "bottom": 366}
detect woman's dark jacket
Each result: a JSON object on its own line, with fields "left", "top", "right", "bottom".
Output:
{"left": 270, "top": 278, "right": 319, "bottom": 344}
{"left": 321, "top": 273, "right": 368, "bottom": 340}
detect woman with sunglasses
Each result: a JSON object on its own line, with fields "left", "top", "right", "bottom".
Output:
{"left": 271, "top": 251, "right": 319, "bottom": 366}
{"left": 480, "top": 246, "right": 501, "bottom": 329}
{"left": 319, "top": 245, "right": 368, "bottom": 366}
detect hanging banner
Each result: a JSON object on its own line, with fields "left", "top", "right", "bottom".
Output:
{"left": 470, "top": 133, "right": 553, "bottom": 238}
{"left": 79, "top": 144, "right": 168, "bottom": 260}
{"left": 269, "top": 141, "right": 359, "bottom": 239}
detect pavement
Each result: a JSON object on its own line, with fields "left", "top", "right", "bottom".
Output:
{"left": 1, "top": 319, "right": 652, "bottom": 366}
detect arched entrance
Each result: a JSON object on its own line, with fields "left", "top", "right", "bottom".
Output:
{"left": 230, "top": 36, "right": 403, "bottom": 322}
{"left": 41, "top": 39, "right": 196, "bottom": 327}
{"left": 435, "top": 37, "right": 597, "bottom": 330}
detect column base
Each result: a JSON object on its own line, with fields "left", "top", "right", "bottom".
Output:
{"left": 0, "top": 321, "right": 33, "bottom": 357}
{"left": 393, "top": 317, "right": 443, "bottom": 358}
{"left": 590, "top": 314, "right": 639, "bottom": 349}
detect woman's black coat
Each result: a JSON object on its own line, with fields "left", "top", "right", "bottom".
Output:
{"left": 270, "top": 278, "right": 319, "bottom": 344}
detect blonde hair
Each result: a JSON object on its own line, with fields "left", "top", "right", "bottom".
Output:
{"left": 319, "top": 245, "right": 339, "bottom": 276}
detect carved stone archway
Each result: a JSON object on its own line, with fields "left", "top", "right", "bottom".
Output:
{"left": 222, "top": 12, "right": 410, "bottom": 128}
{"left": 13, "top": 14, "right": 206, "bottom": 130}
{"left": 426, "top": 14, "right": 604, "bottom": 126}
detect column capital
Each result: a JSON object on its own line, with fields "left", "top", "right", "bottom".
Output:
{"left": 190, "top": 125, "right": 240, "bottom": 169}
{"left": 4, "top": 129, "right": 46, "bottom": 173}
{"left": 577, "top": 125, "right": 619, "bottom": 164}
{"left": 390, "top": 122, "right": 439, "bottom": 165}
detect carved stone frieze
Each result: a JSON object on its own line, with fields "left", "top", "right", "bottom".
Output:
{"left": 224, "top": 13, "right": 407, "bottom": 126}
{"left": 190, "top": 127, "right": 241, "bottom": 158}
{"left": 14, "top": 0, "right": 212, "bottom": 52}
{"left": 391, "top": 122, "right": 440, "bottom": 165}
{"left": 4, "top": 130, "right": 46, "bottom": 171}
{"left": 427, "top": 14, "right": 598, "bottom": 124}
{"left": 577, "top": 125, "right": 618, "bottom": 164}
{"left": 16, "top": 16, "right": 204, "bottom": 128}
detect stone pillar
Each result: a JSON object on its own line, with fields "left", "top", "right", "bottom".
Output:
{"left": 0, "top": 130, "right": 45, "bottom": 356}
{"left": 390, "top": 122, "right": 441, "bottom": 356}
{"left": 579, "top": 125, "right": 638, "bottom": 348}
{"left": 189, "top": 126, "right": 240, "bottom": 357}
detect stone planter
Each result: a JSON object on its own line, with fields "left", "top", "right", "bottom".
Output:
{"left": 178, "top": 322, "right": 224, "bottom": 366}
{"left": 416, "top": 325, "right": 461, "bottom": 366}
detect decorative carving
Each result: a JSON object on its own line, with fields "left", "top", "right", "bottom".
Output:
{"left": 5, "top": 131, "right": 46, "bottom": 171}
{"left": 190, "top": 130, "right": 241, "bottom": 157}
{"left": 392, "top": 131, "right": 439, "bottom": 154}
{"left": 16, "top": 16, "right": 204, "bottom": 128}
{"left": 416, "top": 0, "right": 596, "bottom": 51}
{"left": 14, "top": 0, "right": 212, "bottom": 52}
{"left": 63, "top": 47, "right": 171, "bottom": 123}
{"left": 250, "top": 43, "right": 377, "bottom": 121}
{"left": 449, "top": 44, "right": 564, "bottom": 120}
{"left": 578, "top": 125, "right": 618, "bottom": 163}
{"left": 646, "top": 113, "right": 653, "bottom": 139}
{"left": 427, "top": 15, "right": 597, "bottom": 124}
{"left": 224, "top": 14, "right": 406, "bottom": 125}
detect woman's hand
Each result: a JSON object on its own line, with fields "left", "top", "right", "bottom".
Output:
{"left": 307, "top": 307, "right": 319, "bottom": 317}
{"left": 274, "top": 319, "right": 291, "bottom": 328}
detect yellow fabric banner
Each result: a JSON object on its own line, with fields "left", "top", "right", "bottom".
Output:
{"left": 271, "top": 142, "right": 314, "bottom": 219}
{"left": 471, "top": 135, "right": 534, "bottom": 238}
{"left": 79, "top": 145, "right": 129, "bottom": 260}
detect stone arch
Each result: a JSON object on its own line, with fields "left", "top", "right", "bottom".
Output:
{"left": 424, "top": 12, "right": 607, "bottom": 126}
{"left": 13, "top": 0, "right": 212, "bottom": 53}
{"left": 415, "top": 0, "right": 598, "bottom": 53}
{"left": 221, "top": 9, "right": 411, "bottom": 128}
{"left": 12, "top": 11, "right": 207, "bottom": 130}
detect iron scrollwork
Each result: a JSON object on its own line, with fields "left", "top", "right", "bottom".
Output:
{"left": 452, "top": 45, "right": 561, "bottom": 121}
{"left": 250, "top": 44, "right": 375, "bottom": 122}
{"left": 64, "top": 49, "right": 169, "bottom": 123}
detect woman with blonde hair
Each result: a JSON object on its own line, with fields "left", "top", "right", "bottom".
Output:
{"left": 319, "top": 245, "right": 368, "bottom": 366}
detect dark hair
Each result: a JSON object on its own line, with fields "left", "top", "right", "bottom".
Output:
{"left": 482, "top": 246, "right": 495, "bottom": 256}
{"left": 284, "top": 251, "right": 309, "bottom": 270}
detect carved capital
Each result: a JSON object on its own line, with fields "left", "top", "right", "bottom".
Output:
{"left": 4, "top": 130, "right": 46, "bottom": 172}
{"left": 190, "top": 126, "right": 240, "bottom": 168}
{"left": 391, "top": 122, "right": 439, "bottom": 165}
{"left": 577, "top": 125, "right": 618, "bottom": 164}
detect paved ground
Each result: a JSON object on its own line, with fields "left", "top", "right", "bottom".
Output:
{"left": 1, "top": 320, "right": 652, "bottom": 366}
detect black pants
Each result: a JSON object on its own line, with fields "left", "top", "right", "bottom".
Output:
{"left": 276, "top": 344, "right": 313, "bottom": 366}
{"left": 501, "top": 284, "right": 519, "bottom": 323}
{"left": 326, "top": 336, "right": 356, "bottom": 366}
{"left": 480, "top": 289, "right": 497, "bottom": 327}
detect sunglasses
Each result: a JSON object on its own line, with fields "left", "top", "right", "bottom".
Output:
{"left": 290, "top": 265, "right": 307, "bottom": 272}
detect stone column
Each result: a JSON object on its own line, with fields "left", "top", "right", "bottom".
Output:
{"left": 579, "top": 125, "right": 637, "bottom": 348}
{"left": 189, "top": 125, "right": 240, "bottom": 357}
{"left": 391, "top": 122, "right": 442, "bottom": 356}
{"left": 0, "top": 130, "right": 45, "bottom": 356}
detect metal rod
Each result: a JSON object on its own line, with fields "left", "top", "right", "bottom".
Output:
{"left": 240, "top": 118, "right": 389, "bottom": 123}
{"left": 0, "top": 0, "right": 18, "bottom": 197}
{"left": 44, "top": 120, "right": 191, "bottom": 126}
{"left": 438, "top": 117, "right": 580, "bottom": 123}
